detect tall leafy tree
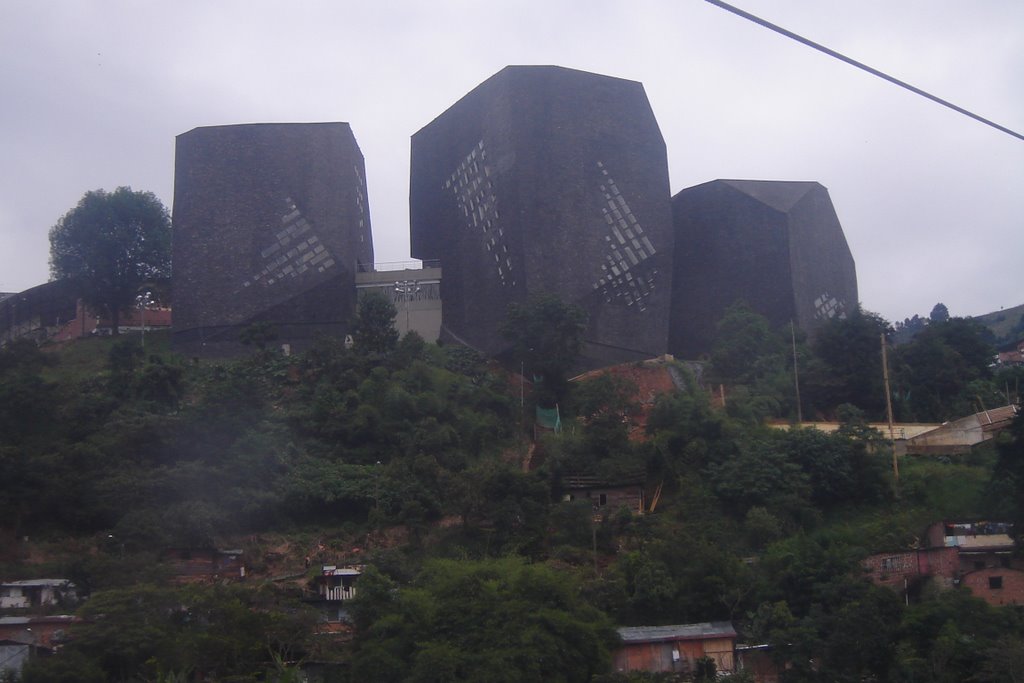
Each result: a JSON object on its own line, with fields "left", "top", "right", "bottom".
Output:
{"left": 805, "top": 307, "right": 892, "bottom": 419}
{"left": 502, "top": 294, "right": 587, "bottom": 407}
{"left": 352, "top": 291, "right": 399, "bottom": 355}
{"left": 49, "top": 187, "right": 171, "bottom": 334}
{"left": 893, "top": 317, "right": 994, "bottom": 420}
{"left": 349, "top": 558, "right": 617, "bottom": 682}
{"left": 929, "top": 302, "right": 950, "bottom": 322}
{"left": 709, "top": 301, "right": 786, "bottom": 385}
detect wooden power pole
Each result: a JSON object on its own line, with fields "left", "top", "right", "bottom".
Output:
{"left": 881, "top": 333, "right": 898, "bottom": 483}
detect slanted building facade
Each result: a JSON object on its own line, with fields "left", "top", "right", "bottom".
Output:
{"left": 172, "top": 122, "right": 374, "bottom": 355}
{"left": 410, "top": 65, "right": 674, "bottom": 367}
{"left": 669, "top": 180, "right": 858, "bottom": 358}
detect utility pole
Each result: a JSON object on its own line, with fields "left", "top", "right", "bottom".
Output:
{"left": 881, "top": 332, "right": 898, "bottom": 483}
{"left": 791, "top": 321, "right": 802, "bottom": 423}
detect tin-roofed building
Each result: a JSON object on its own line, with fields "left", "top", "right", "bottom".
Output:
{"left": 410, "top": 65, "right": 674, "bottom": 367}
{"left": 172, "top": 122, "right": 374, "bottom": 355}
{"left": 613, "top": 621, "right": 737, "bottom": 675}
{"left": 669, "top": 179, "right": 857, "bottom": 358}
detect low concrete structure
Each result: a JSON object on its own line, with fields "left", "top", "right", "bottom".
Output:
{"left": 903, "top": 405, "right": 1018, "bottom": 455}
{"left": 355, "top": 262, "right": 442, "bottom": 342}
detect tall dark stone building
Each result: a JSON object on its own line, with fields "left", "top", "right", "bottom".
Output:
{"left": 410, "top": 66, "right": 673, "bottom": 366}
{"left": 172, "top": 123, "right": 373, "bottom": 354}
{"left": 669, "top": 179, "right": 858, "bottom": 358}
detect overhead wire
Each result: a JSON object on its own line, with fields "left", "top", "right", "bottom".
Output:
{"left": 704, "top": 0, "right": 1024, "bottom": 142}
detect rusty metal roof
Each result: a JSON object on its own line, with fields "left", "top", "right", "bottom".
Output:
{"left": 618, "top": 621, "right": 737, "bottom": 643}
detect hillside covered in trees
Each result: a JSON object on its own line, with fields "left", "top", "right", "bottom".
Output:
{"left": 1, "top": 297, "right": 1023, "bottom": 682}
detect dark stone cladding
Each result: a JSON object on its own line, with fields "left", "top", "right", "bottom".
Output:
{"left": 668, "top": 179, "right": 858, "bottom": 358}
{"left": 172, "top": 122, "right": 374, "bottom": 356}
{"left": 410, "top": 65, "right": 673, "bottom": 368}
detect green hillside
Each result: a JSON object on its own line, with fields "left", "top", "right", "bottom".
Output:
{"left": 1, "top": 304, "right": 1023, "bottom": 682}
{"left": 975, "top": 302, "right": 1024, "bottom": 345}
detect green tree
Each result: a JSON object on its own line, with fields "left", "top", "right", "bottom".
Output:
{"left": 930, "top": 302, "right": 950, "bottom": 322}
{"left": 353, "top": 291, "right": 399, "bottom": 355}
{"left": 708, "top": 301, "right": 803, "bottom": 421}
{"left": 502, "top": 294, "right": 587, "bottom": 407}
{"left": 49, "top": 187, "right": 171, "bottom": 334}
{"left": 709, "top": 301, "right": 786, "bottom": 385}
{"left": 805, "top": 307, "right": 892, "bottom": 419}
{"left": 45, "top": 583, "right": 315, "bottom": 681}
{"left": 894, "top": 317, "right": 994, "bottom": 421}
{"left": 350, "top": 558, "right": 618, "bottom": 682}
{"left": 991, "top": 412, "right": 1024, "bottom": 533}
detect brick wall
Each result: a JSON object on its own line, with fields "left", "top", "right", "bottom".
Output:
{"left": 960, "top": 567, "right": 1024, "bottom": 608}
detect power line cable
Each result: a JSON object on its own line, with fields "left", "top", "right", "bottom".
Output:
{"left": 704, "top": 0, "right": 1024, "bottom": 142}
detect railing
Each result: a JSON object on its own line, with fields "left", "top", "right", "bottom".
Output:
{"left": 359, "top": 259, "right": 441, "bottom": 272}
{"left": 320, "top": 586, "right": 357, "bottom": 601}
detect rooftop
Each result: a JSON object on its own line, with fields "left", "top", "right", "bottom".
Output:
{"left": 617, "top": 621, "right": 737, "bottom": 644}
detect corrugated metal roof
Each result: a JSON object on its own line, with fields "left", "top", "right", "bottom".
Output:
{"left": 617, "top": 621, "right": 737, "bottom": 643}
{"left": 0, "top": 616, "right": 77, "bottom": 626}
{"left": 0, "top": 579, "right": 71, "bottom": 588}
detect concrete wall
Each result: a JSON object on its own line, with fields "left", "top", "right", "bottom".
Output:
{"left": 355, "top": 266, "right": 442, "bottom": 342}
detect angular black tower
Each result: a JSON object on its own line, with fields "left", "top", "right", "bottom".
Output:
{"left": 172, "top": 123, "right": 373, "bottom": 354}
{"left": 669, "top": 179, "right": 858, "bottom": 358}
{"left": 410, "top": 66, "right": 673, "bottom": 366}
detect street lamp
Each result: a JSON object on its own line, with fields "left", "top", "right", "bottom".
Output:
{"left": 393, "top": 280, "right": 420, "bottom": 336}
{"left": 135, "top": 290, "right": 153, "bottom": 349}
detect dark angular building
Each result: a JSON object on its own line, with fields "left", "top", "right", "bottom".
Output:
{"left": 172, "top": 123, "right": 373, "bottom": 354}
{"left": 410, "top": 66, "right": 673, "bottom": 366}
{"left": 669, "top": 179, "right": 858, "bottom": 358}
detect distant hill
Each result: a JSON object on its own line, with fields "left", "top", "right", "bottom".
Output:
{"left": 974, "top": 302, "right": 1024, "bottom": 345}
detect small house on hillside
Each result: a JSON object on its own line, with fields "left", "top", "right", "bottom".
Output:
{"left": 165, "top": 548, "right": 245, "bottom": 582}
{"left": 927, "top": 521, "right": 1018, "bottom": 572}
{"left": 865, "top": 520, "right": 1021, "bottom": 604}
{"left": 613, "top": 622, "right": 736, "bottom": 675}
{"left": 863, "top": 547, "right": 959, "bottom": 593}
{"left": 307, "top": 565, "right": 363, "bottom": 627}
{"left": 996, "top": 338, "right": 1024, "bottom": 366}
{"left": 0, "top": 580, "right": 77, "bottom": 611}
{"left": 561, "top": 473, "right": 646, "bottom": 516}
{"left": 315, "top": 565, "right": 361, "bottom": 602}
{"left": 0, "top": 615, "right": 79, "bottom": 676}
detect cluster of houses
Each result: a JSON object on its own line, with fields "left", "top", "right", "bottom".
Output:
{"left": 0, "top": 580, "right": 79, "bottom": 675}
{"left": 1, "top": 519, "right": 1019, "bottom": 679}
{"left": 864, "top": 520, "right": 1023, "bottom": 607}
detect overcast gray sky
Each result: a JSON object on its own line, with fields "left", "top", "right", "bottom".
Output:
{"left": 1, "top": 0, "right": 1021, "bottom": 324}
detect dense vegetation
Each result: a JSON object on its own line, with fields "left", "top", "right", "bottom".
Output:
{"left": 1, "top": 297, "right": 1023, "bottom": 682}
